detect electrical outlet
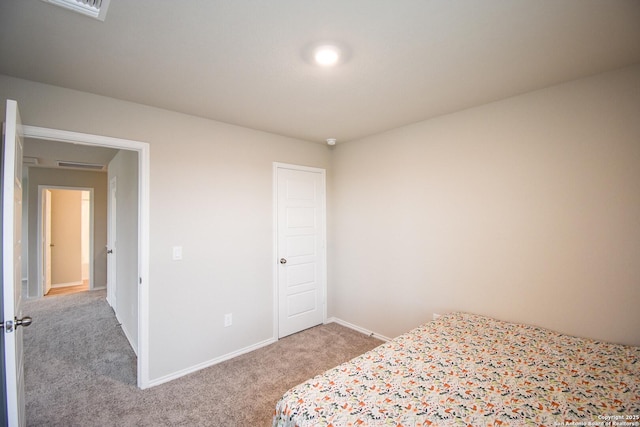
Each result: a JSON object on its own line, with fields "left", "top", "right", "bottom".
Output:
{"left": 224, "top": 313, "right": 233, "bottom": 327}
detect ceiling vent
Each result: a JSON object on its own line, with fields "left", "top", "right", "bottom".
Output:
{"left": 57, "top": 161, "right": 106, "bottom": 171}
{"left": 41, "top": 0, "right": 111, "bottom": 21}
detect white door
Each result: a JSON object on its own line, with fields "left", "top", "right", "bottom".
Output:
{"left": 106, "top": 177, "right": 117, "bottom": 308}
{"left": 276, "top": 164, "right": 326, "bottom": 338}
{"left": 43, "top": 189, "right": 52, "bottom": 295}
{"left": 2, "top": 99, "right": 28, "bottom": 426}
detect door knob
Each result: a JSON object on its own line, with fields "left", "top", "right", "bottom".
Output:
{"left": 1, "top": 316, "right": 32, "bottom": 333}
{"left": 280, "top": 258, "right": 287, "bottom": 264}
{"left": 107, "top": 249, "right": 113, "bottom": 254}
{"left": 15, "top": 316, "right": 32, "bottom": 328}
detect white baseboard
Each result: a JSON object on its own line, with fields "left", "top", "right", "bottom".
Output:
{"left": 147, "top": 337, "right": 277, "bottom": 388}
{"left": 326, "top": 317, "right": 392, "bottom": 342}
{"left": 51, "top": 281, "right": 83, "bottom": 288}
{"left": 146, "top": 319, "right": 390, "bottom": 389}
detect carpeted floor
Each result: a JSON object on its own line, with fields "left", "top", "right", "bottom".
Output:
{"left": 23, "top": 290, "right": 383, "bottom": 426}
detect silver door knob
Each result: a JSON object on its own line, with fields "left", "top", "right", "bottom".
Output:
{"left": 15, "top": 316, "right": 32, "bottom": 328}
{"left": 280, "top": 258, "right": 287, "bottom": 264}
{"left": 1, "top": 316, "right": 32, "bottom": 332}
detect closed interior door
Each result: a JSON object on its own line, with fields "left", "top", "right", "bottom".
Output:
{"left": 276, "top": 164, "right": 326, "bottom": 338}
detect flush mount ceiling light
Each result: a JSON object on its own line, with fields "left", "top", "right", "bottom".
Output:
{"left": 40, "top": 0, "right": 111, "bottom": 21}
{"left": 326, "top": 138, "right": 337, "bottom": 146}
{"left": 314, "top": 45, "right": 341, "bottom": 67}
{"left": 302, "top": 41, "right": 351, "bottom": 67}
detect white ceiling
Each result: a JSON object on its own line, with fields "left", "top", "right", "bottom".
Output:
{"left": 1, "top": 0, "right": 640, "bottom": 144}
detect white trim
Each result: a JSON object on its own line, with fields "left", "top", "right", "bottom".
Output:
{"left": 272, "top": 162, "right": 327, "bottom": 340}
{"left": 36, "top": 185, "right": 95, "bottom": 298}
{"left": 50, "top": 281, "right": 84, "bottom": 288}
{"left": 147, "top": 337, "right": 277, "bottom": 388}
{"left": 137, "top": 139, "right": 151, "bottom": 389}
{"left": 23, "top": 125, "right": 140, "bottom": 148}
{"left": 22, "top": 125, "right": 151, "bottom": 389}
{"left": 326, "top": 317, "right": 392, "bottom": 342}
{"left": 272, "top": 166, "right": 278, "bottom": 341}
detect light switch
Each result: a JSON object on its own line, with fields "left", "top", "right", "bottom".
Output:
{"left": 172, "top": 246, "right": 183, "bottom": 261}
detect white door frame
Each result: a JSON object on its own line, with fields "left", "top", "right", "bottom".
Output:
{"left": 43, "top": 189, "right": 52, "bottom": 295}
{"left": 106, "top": 176, "right": 117, "bottom": 308}
{"left": 272, "top": 162, "right": 327, "bottom": 340}
{"left": 22, "top": 125, "right": 151, "bottom": 389}
{"left": 37, "top": 186, "right": 94, "bottom": 296}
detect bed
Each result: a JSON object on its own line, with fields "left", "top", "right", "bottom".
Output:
{"left": 273, "top": 312, "right": 640, "bottom": 426}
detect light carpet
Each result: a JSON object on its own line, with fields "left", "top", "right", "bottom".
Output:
{"left": 23, "top": 290, "right": 382, "bottom": 426}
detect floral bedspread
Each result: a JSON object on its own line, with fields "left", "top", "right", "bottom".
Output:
{"left": 273, "top": 312, "right": 640, "bottom": 426}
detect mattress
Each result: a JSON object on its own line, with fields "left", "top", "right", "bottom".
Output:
{"left": 273, "top": 312, "right": 640, "bottom": 426}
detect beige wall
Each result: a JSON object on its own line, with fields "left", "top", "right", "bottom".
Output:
{"left": 330, "top": 64, "right": 640, "bottom": 346}
{"left": 3, "top": 62, "right": 638, "bottom": 386}
{"left": 0, "top": 74, "right": 332, "bottom": 381}
{"left": 50, "top": 189, "right": 82, "bottom": 285}
{"left": 25, "top": 168, "right": 108, "bottom": 297}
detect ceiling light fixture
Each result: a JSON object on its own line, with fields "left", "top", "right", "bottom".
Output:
{"left": 326, "top": 138, "right": 337, "bottom": 146}
{"left": 314, "top": 45, "right": 340, "bottom": 67}
{"left": 303, "top": 41, "right": 350, "bottom": 67}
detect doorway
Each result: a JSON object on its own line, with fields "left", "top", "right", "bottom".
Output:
{"left": 22, "top": 124, "right": 150, "bottom": 389}
{"left": 40, "top": 187, "right": 94, "bottom": 297}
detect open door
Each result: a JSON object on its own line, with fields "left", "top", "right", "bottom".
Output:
{"left": 106, "top": 177, "right": 117, "bottom": 308}
{"left": 43, "top": 189, "right": 52, "bottom": 295}
{"left": 2, "top": 99, "right": 30, "bottom": 426}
